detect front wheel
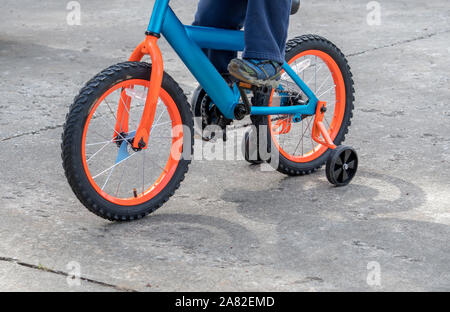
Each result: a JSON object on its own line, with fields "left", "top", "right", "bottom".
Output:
{"left": 61, "top": 62, "right": 193, "bottom": 221}
{"left": 255, "top": 34, "right": 355, "bottom": 175}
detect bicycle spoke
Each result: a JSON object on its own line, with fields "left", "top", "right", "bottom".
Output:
{"left": 94, "top": 111, "right": 127, "bottom": 142}
{"left": 305, "top": 64, "right": 323, "bottom": 86}
{"left": 316, "top": 74, "right": 332, "bottom": 93}
{"left": 144, "top": 148, "right": 169, "bottom": 174}
{"left": 293, "top": 117, "right": 313, "bottom": 156}
{"left": 87, "top": 141, "right": 112, "bottom": 163}
{"left": 302, "top": 119, "right": 304, "bottom": 155}
{"left": 102, "top": 165, "right": 115, "bottom": 190}
{"left": 318, "top": 85, "right": 335, "bottom": 98}
{"left": 119, "top": 90, "right": 131, "bottom": 115}
{"left": 152, "top": 120, "right": 172, "bottom": 128}
{"left": 86, "top": 140, "right": 114, "bottom": 146}
{"left": 151, "top": 107, "right": 166, "bottom": 132}
{"left": 105, "top": 97, "right": 134, "bottom": 141}
{"left": 104, "top": 99, "right": 118, "bottom": 122}
{"left": 92, "top": 151, "right": 137, "bottom": 179}
{"left": 115, "top": 164, "right": 127, "bottom": 197}
{"left": 86, "top": 137, "right": 128, "bottom": 147}
{"left": 89, "top": 127, "right": 110, "bottom": 141}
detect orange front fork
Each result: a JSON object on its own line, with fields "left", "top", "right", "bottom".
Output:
{"left": 114, "top": 35, "right": 163, "bottom": 149}
{"left": 312, "top": 101, "right": 337, "bottom": 150}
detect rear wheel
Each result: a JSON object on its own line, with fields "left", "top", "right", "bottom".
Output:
{"left": 255, "top": 35, "right": 355, "bottom": 175}
{"left": 62, "top": 62, "right": 193, "bottom": 221}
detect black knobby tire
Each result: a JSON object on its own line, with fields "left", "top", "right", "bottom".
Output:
{"left": 254, "top": 34, "right": 355, "bottom": 176}
{"left": 61, "top": 61, "right": 193, "bottom": 221}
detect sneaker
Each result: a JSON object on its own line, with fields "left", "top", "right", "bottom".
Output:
{"left": 228, "top": 58, "right": 282, "bottom": 88}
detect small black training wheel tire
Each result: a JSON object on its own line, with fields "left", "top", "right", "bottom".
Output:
{"left": 242, "top": 128, "right": 264, "bottom": 165}
{"left": 326, "top": 145, "right": 358, "bottom": 186}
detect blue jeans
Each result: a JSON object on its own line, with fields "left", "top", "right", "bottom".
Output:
{"left": 193, "top": 0, "right": 291, "bottom": 73}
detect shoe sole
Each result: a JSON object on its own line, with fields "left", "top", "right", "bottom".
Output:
{"left": 228, "top": 63, "right": 281, "bottom": 89}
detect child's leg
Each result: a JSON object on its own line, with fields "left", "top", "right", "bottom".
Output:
{"left": 227, "top": 0, "right": 291, "bottom": 86}
{"left": 193, "top": 0, "right": 247, "bottom": 74}
{"left": 244, "top": 0, "right": 291, "bottom": 64}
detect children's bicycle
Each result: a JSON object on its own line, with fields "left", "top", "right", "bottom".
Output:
{"left": 62, "top": 0, "right": 358, "bottom": 221}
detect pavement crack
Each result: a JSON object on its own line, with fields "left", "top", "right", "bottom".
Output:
{"left": 347, "top": 29, "right": 450, "bottom": 57}
{"left": 1, "top": 124, "right": 64, "bottom": 142}
{"left": 0, "top": 256, "right": 138, "bottom": 292}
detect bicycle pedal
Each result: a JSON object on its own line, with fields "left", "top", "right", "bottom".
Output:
{"left": 238, "top": 82, "right": 253, "bottom": 90}
{"left": 238, "top": 80, "right": 279, "bottom": 91}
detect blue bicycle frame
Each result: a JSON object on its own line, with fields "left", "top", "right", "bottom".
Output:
{"left": 147, "top": 0, "right": 319, "bottom": 120}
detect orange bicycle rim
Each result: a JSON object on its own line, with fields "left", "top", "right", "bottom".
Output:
{"left": 81, "top": 79, "right": 183, "bottom": 206}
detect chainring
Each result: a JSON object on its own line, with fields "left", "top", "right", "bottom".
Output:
{"left": 200, "top": 95, "right": 231, "bottom": 141}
